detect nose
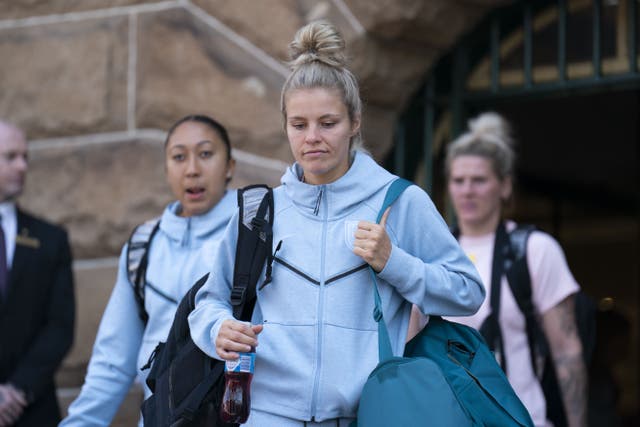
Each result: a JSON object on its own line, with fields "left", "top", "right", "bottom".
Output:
{"left": 15, "top": 154, "right": 28, "bottom": 172}
{"left": 304, "top": 124, "right": 321, "bottom": 144}
{"left": 458, "top": 179, "right": 473, "bottom": 195}
{"left": 185, "top": 154, "right": 200, "bottom": 177}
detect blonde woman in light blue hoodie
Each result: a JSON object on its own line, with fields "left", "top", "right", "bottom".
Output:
{"left": 61, "top": 115, "right": 237, "bottom": 427}
{"left": 188, "top": 22, "right": 485, "bottom": 427}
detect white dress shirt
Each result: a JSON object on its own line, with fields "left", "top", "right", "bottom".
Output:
{"left": 0, "top": 201, "right": 17, "bottom": 268}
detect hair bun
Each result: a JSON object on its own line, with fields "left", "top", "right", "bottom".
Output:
{"left": 468, "top": 112, "right": 513, "bottom": 147}
{"left": 289, "top": 21, "right": 346, "bottom": 69}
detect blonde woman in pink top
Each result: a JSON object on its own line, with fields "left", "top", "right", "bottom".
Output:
{"left": 411, "top": 112, "right": 586, "bottom": 427}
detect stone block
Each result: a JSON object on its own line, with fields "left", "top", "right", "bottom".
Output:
{"left": 0, "top": 0, "right": 159, "bottom": 19}
{"left": 231, "top": 151, "right": 289, "bottom": 189}
{"left": 136, "top": 8, "right": 291, "bottom": 162}
{"left": 353, "top": 36, "right": 438, "bottom": 109}
{"left": 56, "top": 259, "right": 119, "bottom": 388}
{"left": 21, "top": 137, "right": 173, "bottom": 258}
{"left": 360, "top": 105, "right": 396, "bottom": 160}
{"left": 192, "top": 0, "right": 303, "bottom": 61}
{"left": 0, "top": 17, "right": 128, "bottom": 138}
{"left": 344, "top": 0, "right": 497, "bottom": 47}
{"left": 296, "top": 0, "right": 362, "bottom": 41}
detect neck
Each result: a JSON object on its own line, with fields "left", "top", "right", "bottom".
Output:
{"left": 458, "top": 213, "right": 502, "bottom": 237}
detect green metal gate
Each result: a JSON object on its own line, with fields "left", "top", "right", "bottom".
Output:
{"left": 392, "top": 0, "right": 639, "bottom": 193}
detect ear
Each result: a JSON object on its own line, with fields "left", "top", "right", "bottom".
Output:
{"left": 225, "top": 158, "right": 236, "bottom": 183}
{"left": 500, "top": 176, "right": 513, "bottom": 201}
{"left": 350, "top": 114, "right": 361, "bottom": 137}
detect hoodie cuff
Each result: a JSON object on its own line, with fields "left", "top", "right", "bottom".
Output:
{"left": 377, "top": 244, "right": 419, "bottom": 293}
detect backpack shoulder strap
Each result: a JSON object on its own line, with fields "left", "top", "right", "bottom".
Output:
{"left": 231, "top": 184, "right": 274, "bottom": 321}
{"left": 126, "top": 216, "right": 161, "bottom": 324}
{"left": 503, "top": 223, "right": 548, "bottom": 376}
{"left": 503, "top": 223, "right": 537, "bottom": 318}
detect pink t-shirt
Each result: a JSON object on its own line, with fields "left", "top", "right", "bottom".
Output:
{"left": 443, "top": 222, "right": 580, "bottom": 427}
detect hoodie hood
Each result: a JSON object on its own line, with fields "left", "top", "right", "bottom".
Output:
{"left": 159, "top": 189, "right": 236, "bottom": 245}
{"left": 280, "top": 151, "right": 396, "bottom": 219}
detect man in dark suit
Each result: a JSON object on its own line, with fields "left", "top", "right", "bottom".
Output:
{"left": 0, "top": 121, "right": 75, "bottom": 427}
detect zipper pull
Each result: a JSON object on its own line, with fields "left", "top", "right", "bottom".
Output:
{"left": 313, "top": 187, "right": 323, "bottom": 216}
{"left": 260, "top": 240, "right": 283, "bottom": 290}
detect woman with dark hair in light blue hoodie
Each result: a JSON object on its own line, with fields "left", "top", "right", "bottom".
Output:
{"left": 61, "top": 115, "right": 237, "bottom": 427}
{"left": 188, "top": 21, "right": 485, "bottom": 427}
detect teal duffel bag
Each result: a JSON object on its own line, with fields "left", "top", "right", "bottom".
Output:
{"left": 353, "top": 179, "right": 534, "bottom": 427}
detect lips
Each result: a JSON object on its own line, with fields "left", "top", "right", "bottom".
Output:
{"left": 303, "top": 150, "right": 328, "bottom": 157}
{"left": 185, "top": 187, "right": 205, "bottom": 200}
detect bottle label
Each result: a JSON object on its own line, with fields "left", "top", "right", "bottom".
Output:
{"left": 225, "top": 352, "right": 255, "bottom": 374}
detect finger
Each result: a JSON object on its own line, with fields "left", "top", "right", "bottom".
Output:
{"left": 223, "top": 320, "right": 257, "bottom": 340}
{"left": 216, "top": 347, "right": 240, "bottom": 361}
{"left": 222, "top": 327, "right": 259, "bottom": 352}
{"left": 222, "top": 333, "right": 256, "bottom": 352}
{"left": 353, "top": 228, "right": 368, "bottom": 240}
{"left": 1, "top": 402, "right": 19, "bottom": 422}
{"left": 356, "top": 221, "right": 374, "bottom": 231}
{"left": 0, "top": 412, "right": 11, "bottom": 426}
{"left": 251, "top": 324, "right": 264, "bottom": 335}
{"left": 216, "top": 334, "right": 249, "bottom": 357}
{"left": 352, "top": 245, "right": 371, "bottom": 262}
{"left": 2, "top": 402, "right": 20, "bottom": 420}
{"left": 6, "top": 388, "right": 26, "bottom": 407}
{"left": 379, "top": 207, "right": 391, "bottom": 227}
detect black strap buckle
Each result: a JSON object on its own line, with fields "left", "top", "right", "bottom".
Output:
{"left": 230, "top": 286, "right": 246, "bottom": 306}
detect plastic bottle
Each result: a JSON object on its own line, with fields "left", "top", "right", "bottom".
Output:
{"left": 220, "top": 348, "right": 255, "bottom": 423}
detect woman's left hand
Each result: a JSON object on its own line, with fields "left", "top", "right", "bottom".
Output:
{"left": 353, "top": 207, "right": 392, "bottom": 273}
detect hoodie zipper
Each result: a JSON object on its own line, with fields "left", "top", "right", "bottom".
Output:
{"left": 310, "top": 185, "right": 327, "bottom": 419}
{"left": 313, "top": 187, "right": 324, "bottom": 216}
{"left": 181, "top": 217, "right": 191, "bottom": 247}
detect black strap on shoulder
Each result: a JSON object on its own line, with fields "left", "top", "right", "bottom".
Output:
{"left": 231, "top": 184, "right": 274, "bottom": 321}
{"left": 477, "top": 221, "right": 510, "bottom": 372}
{"left": 126, "top": 218, "right": 161, "bottom": 324}
{"left": 502, "top": 223, "right": 548, "bottom": 378}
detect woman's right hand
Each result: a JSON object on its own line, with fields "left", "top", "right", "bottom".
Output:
{"left": 215, "top": 319, "right": 263, "bottom": 360}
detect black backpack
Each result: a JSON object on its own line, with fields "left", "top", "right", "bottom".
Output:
{"left": 140, "top": 184, "right": 274, "bottom": 427}
{"left": 126, "top": 216, "right": 163, "bottom": 324}
{"left": 470, "top": 222, "right": 596, "bottom": 427}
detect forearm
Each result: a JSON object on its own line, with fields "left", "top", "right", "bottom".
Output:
{"left": 378, "top": 244, "right": 484, "bottom": 316}
{"left": 552, "top": 351, "right": 587, "bottom": 427}
{"left": 542, "top": 295, "right": 587, "bottom": 427}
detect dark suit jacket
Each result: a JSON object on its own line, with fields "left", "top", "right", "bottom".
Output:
{"left": 0, "top": 209, "right": 75, "bottom": 427}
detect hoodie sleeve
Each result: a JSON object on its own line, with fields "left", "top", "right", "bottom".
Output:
{"left": 60, "top": 248, "right": 144, "bottom": 427}
{"left": 188, "top": 213, "right": 239, "bottom": 360}
{"left": 377, "top": 185, "right": 485, "bottom": 316}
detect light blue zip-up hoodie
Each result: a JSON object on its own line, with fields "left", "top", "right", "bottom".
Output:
{"left": 61, "top": 190, "right": 236, "bottom": 427}
{"left": 188, "top": 152, "right": 484, "bottom": 422}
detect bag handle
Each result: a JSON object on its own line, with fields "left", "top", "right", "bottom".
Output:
{"left": 369, "top": 178, "right": 413, "bottom": 362}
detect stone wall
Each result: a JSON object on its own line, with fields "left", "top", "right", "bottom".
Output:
{"left": 0, "top": 0, "right": 506, "bottom": 422}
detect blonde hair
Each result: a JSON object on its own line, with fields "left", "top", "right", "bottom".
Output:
{"left": 445, "top": 112, "right": 515, "bottom": 180}
{"left": 281, "top": 21, "right": 363, "bottom": 152}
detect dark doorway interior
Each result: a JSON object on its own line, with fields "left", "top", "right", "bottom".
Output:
{"left": 467, "top": 90, "right": 638, "bottom": 300}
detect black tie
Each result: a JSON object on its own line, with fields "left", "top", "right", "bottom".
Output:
{"left": 0, "top": 214, "right": 8, "bottom": 300}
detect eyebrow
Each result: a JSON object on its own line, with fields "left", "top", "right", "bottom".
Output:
{"left": 288, "top": 113, "right": 342, "bottom": 121}
{"left": 168, "top": 140, "right": 216, "bottom": 149}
